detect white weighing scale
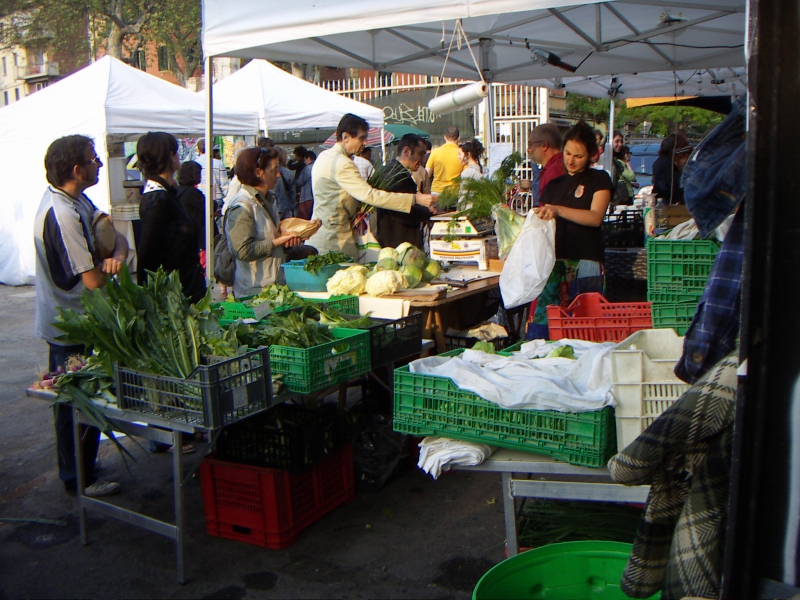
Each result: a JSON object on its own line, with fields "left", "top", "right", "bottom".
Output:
{"left": 429, "top": 213, "right": 498, "bottom": 270}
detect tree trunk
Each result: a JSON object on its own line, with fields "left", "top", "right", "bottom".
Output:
{"left": 106, "top": 24, "right": 123, "bottom": 59}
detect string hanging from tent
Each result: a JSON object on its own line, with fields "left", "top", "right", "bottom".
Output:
{"left": 428, "top": 20, "right": 489, "bottom": 115}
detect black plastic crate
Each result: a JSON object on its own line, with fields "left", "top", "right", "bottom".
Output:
{"left": 444, "top": 335, "right": 509, "bottom": 352}
{"left": 602, "top": 211, "right": 644, "bottom": 248}
{"left": 341, "top": 313, "right": 423, "bottom": 367}
{"left": 215, "top": 403, "right": 341, "bottom": 474}
{"left": 115, "top": 349, "right": 272, "bottom": 430}
{"left": 604, "top": 247, "right": 648, "bottom": 281}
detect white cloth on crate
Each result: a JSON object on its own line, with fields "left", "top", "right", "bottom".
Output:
{"left": 417, "top": 436, "right": 496, "bottom": 479}
{"left": 408, "top": 339, "right": 616, "bottom": 412}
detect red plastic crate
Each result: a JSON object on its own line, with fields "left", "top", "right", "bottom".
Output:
{"left": 200, "top": 444, "right": 354, "bottom": 549}
{"left": 546, "top": 293, "right": 652, "bottom": 342}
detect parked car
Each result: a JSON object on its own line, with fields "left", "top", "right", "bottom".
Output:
{"left": 627, "top": 141, "right": 660, "bottom": 204}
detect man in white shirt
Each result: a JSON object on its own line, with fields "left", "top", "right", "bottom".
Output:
{"left": 197, "top": 138, "right": 229, "bottom": 210}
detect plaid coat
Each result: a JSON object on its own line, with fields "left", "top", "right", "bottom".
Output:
{"left": 608, "top": 353, "right": 738, "bottom": 599}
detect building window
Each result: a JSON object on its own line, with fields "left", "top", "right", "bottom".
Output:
{"left": 3, "top": 91, "right": 7, "bottom": 105}
{"left": 130, "top": 48, "right": 146, "bottom": 70}
{"left": 2, "top": 57, "right": 6, "bottom": 77}
{"left": 15, "top": 88, "right": 19, "bottom": 100}
{"left": 157, "top": 45, "right": 169, "bottom": 71}
{"left": 35, "top": 81, "right": 47, "bottom": 92}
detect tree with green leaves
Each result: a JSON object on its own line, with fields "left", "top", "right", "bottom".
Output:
{"left": 143, "top": 0, "right": 201, "bottom": 86}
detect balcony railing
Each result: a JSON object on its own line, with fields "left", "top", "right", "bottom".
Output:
{"left": 19, "top": 62, "right": 59, "bottom": 79}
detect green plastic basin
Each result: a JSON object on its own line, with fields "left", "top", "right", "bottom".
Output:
{"left": 473, "top": 541, "right": 660, "bottom": 600}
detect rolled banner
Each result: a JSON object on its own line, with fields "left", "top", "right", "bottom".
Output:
{"left": 428, "top": 82, "right": 489, "bottom": 115}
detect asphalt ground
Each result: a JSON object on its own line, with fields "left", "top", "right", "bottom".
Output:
{"left": 0, "top": 284, "right": 508, "bottom": 600}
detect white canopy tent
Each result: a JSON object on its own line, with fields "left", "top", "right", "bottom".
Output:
{"left": 202, "top": 0, "right": 746, "bottom": 90}
{"left": 210, "top": 59, "right": 385, "bottom": 134}
{"left": 0, "top": 56, "right": 258, "bottom": 285}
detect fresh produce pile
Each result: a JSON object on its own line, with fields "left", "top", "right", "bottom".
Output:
{"left": 303, "top": 251, "right": 352, "bottom": 275}
{"left": 327, "top": 242, "right": 442, "bottom": 297}
{"left": 517, "top": 499, "right": 642, "bottom": 548}
{"left": 243, "top": 284, "right": 306, "bottom": 310}
{"left": 233, "top": 304, "right": 374, "bottom": 349}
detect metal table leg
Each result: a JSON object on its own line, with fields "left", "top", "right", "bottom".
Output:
{"left": 73, "top": 406, "right": 88, "bottom": 545}
{"left": 502, "top": 472, "right": 518, "bottom": 557}
{"left": 172, "top": 428, "right": 186, "bottom": 584}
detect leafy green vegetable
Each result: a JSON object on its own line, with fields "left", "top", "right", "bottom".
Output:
{"left": 471, "top": 341, "right": 496, "bottom": 354}
{"left": 304, "top": 251, "right": 352, "bottom": 275}
{"left": 246, "top": 284, "right": 305, "bottom": 310}
{"left": 546, "top": 345, "right": 576, "bottom": 359}
{"left": 437, "top": 152, "right": 524, "bottom": 242}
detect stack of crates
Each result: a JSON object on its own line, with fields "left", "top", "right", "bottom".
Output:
{"left": 647, "top": 239, "right": 720, "bottom": 335}
{"left": 200, "top": 403, "right": 354, "bottom": 548}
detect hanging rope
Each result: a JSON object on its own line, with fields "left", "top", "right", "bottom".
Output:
{"left": 433, "top": 20, "right": 486, "bottom": 99}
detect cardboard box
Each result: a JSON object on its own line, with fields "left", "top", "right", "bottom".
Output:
{"left": 488, "top": 259, "right": 505, "bottom": 272}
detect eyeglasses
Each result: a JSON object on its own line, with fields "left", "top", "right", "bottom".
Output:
{"left": 86, "top": 156, "right": 103, "bottom": 166}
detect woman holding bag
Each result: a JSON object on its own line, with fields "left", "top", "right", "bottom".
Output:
{"left": 527, "top": 121, "right": 613, "bottom": 340}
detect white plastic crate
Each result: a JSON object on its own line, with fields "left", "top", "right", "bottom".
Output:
{"left": 611, "top": 329, "right": 690, "bottom": 451}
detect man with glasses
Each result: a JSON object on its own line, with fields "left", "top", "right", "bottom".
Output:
{"left": 307, "top": 113, "right": 435, "bottom": 256}
{"left": 34, "top": 135, "right": 128, "bottom": 498}
{"left": 528, "top": 123, "right": 565, "bottom": 197}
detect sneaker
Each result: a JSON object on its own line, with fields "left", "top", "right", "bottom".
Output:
{"left": 83, "top": 480, "right": 120, "bottom": 498}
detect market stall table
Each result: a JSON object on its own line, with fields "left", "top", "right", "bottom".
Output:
{"left": 453, "top": 449, "right": 650, "bottom": 556}
{"left": 25, "top": 387, "right": 279, "bottom": 584}
{"left": 406, "top": 268, "right": 501, "bottom": 353}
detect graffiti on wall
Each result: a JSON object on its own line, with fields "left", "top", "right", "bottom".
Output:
{"left": 382, "top": 103, "right": 440, "bottom": 127}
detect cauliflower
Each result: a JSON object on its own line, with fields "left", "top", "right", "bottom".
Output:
{"left": 365, "top": 270, "right": 409, "bottom": 297}
{"left": 326, "top": 267, "right": 367, "bottom": 295}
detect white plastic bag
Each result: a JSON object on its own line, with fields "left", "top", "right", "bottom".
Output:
{"left": 354, "top": 216, "right": 381, "bottom": 264}
{"left": 499, "top": 211, "right": 556, "bottom": 308}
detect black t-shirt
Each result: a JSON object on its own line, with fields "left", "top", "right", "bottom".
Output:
{"left": 541, "top": 168, "right": 613, "bottom": 263}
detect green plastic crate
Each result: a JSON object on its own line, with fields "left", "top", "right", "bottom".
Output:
{"left": 646, "top": 289, "right": 704, "bottom": 304}
{"left": 647, "top": 239, "right": 719, "bottom": 297}
{"left": 393, "top": 350, "right": 617, "bottom": 467}
{"left": 304, "top": 294, "right": 359, "bottom": 315}
{"left": 269, "top": 328, "right": 370, "bottom": 394}
{"left": 651, "top": 302, "right": 698, "bottom": 335}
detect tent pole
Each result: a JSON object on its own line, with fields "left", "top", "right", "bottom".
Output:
{"left": 604, "top": 97, "right": 615, "bottom": 175}
{"left": 205, "top": 56, "right": 214, "bottom": 285}
{"left": 380, "top": 125, "right": 386, "bottom": 165}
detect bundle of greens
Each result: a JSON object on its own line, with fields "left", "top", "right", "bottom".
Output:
{"left": 55, "top": 265, "right": 242, "bottom": 381}
{"left": 437, "top": 152, "right": 524, "bottom": 241}
{"left": 517, "top": 500, "right": 643, "bottom": 549}
{"left": 304, "top": 251, "right": 352, "bottom": 274}
{"left": 245, "top": 284, "right": 306, "bottom": 310}
{"left": 235, "top": 304, "right": 374, "bottom": 349}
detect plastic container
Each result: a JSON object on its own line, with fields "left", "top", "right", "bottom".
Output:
{"left": 304, "top": 294, "right": 360, "bottom": 315}
{"left": 611, "top": 329, "right": 690, "bottom": 451}
{"left": 651, "top": 303, "right": 698, "bottom": 335}
{"left": 269, "top": 328, "right": 370, "bottom": 394}
{"left": 341, "top": 312, "right": 423, "bottom": 367}
{"left": 281, "top": 259, "right": 349, "bottom": 292}
{"left": 444, "top": 335, "right": 509, "bottom": 352}
{"left": 114, "top": 349, "right": 272, "bottom": 430}
{"left": 602, "top": 211, "right": 644, "bottom": 248}
{"left": 215, "top": 403, "right": 342, "bottom": 474}
{"left": 472, "top": 540, "right": 661, "bottom": 600}
{"left": 647, "top": 239, "right": 720, "bottom": 299}
{"left": 546, "top": 293, "right": 652, "bottom": 342}
{"left": 200, "top": 444, "right": 354, "bottom": 549}
{"left": 393, "top": 350, "right": 617, "bottom": 467}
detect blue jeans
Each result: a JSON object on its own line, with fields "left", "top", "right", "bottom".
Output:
{"left": 50, "top": 343, "right": 100, "bottom": 487}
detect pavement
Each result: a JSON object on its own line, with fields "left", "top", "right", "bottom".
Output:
{"left": 0, "top": 284, "right": 508, "bottom": 600}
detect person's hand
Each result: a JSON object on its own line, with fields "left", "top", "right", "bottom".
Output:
{"left": 273, "top": 234, "right": 303, "bottom": 247}
{"left": 415, "top": 193, "right": 435, "bottom": 208}
{"left": 428, "top": 204, "right": 438, "bottom": 216}
{"left": 534, "top": 204, "right": 559, "bottom": 221}
{"left": 101, "top": 257, "right": 124, "bottom": 275}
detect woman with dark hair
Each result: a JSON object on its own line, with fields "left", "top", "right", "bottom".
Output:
{"left": 652, "top": 133, "right": 692, "bottom": 204}
{"left": 224, "top": 147, "right": 304, "bottom": 298}
{"left": 176, "top": 160, "right": 218, "bottom": 268}
{"left": 458, "top": 139, "right": 487, "bottom": 180}
{"left": 610, "top": 131, "right": 636, "bottom": 206}
{"left": 137, "top": 132, "right": 206, "bottom": 303}
{"left": 527, "top": 121, "right": 614, "bottom": 340}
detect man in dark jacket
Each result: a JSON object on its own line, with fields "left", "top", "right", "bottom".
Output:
{"left": 373, "top": 134, "right": 434, "bottom": 248}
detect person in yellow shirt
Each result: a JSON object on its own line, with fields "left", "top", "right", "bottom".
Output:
{"left": 426, "top": 126, "right": 464, "bottom": 194}
{"left": 307, "top": 113, "right": 435, "bottom": 256}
